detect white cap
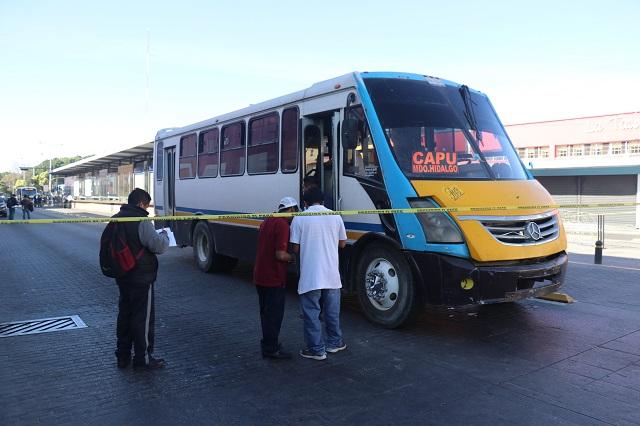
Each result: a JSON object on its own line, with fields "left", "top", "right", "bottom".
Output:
{"left": 277, "top": 196, "right": 299, "bottom": 212}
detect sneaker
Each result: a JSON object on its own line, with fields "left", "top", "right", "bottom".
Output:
{"left": 133, "top": 356, "right": 166, "bottom": 370}
{"left": 326, "top": 344, "right": 347, "bottom": 354}
{"left": 262, "top": 349, "right": 292, "bottom": 360}
{"left": 299, "top": 349, "right": 327, "bottom": 360}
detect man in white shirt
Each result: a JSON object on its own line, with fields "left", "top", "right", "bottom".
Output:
{"left": 290, "top": 187, "right": 347, "bottom": 360}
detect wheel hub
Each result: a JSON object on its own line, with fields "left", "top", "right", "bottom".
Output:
{"left": 366, "top": 270, "right": 387, "bottom": 302}
{"left": 364, "top": 258, "right": 400, "bottom": 311}
{"left": 197, "top": 232, "right": 209, "bottom": 262}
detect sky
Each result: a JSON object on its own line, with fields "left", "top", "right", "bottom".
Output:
{"left": 1, "top": 0, "right": 639, "bottom": 172}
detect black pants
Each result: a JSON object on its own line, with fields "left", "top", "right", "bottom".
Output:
{"left": 256, "top": 285, "right": 286, "bottom": 353}
{"left": 116, "top": 282, "right": 155, "bottom": 365}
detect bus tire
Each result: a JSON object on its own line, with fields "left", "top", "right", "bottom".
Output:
{"left": 355, "top": 243, "right": 420, "bottom": 328}
{"left": 192, "top": 222, "right": 237, "bottom": 273}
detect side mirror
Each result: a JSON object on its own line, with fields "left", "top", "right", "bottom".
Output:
{"left": 341, "top": 117, "right": 358, "bottom": 150}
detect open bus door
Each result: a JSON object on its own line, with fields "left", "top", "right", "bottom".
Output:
{"left": 301, "top": 112, "right": 339, "bottom": 209}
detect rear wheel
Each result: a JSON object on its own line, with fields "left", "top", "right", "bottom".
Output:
{"left": 355, "top": 243, "right": 421, "bottom": 328}
{"left": 192, "top": 222, "right": 237, "bottom": 273}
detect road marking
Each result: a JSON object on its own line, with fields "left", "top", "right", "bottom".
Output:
{"left": 568, "top": 260, "right": 640, "bottom": 271}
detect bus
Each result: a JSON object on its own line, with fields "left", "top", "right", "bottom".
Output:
{"left": 15, "top": 186, "right": 38, "bottom": 200}
{"left": 153, "top": 71, "right": 567, "bottom": 328}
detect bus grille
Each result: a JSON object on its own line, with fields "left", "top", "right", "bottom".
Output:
{"left": 479, "top": 213, "right": 559, "bottom": 246}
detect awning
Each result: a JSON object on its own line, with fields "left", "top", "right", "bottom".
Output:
{"left": 52, "top": 142, "right": 154, "bottom": 176}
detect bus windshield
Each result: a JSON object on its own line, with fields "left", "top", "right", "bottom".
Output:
{"left": 364, "top": 78, "right": 528, "bottom": 180}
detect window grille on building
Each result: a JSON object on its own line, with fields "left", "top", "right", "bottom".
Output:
{"left": 571, "top": 145, "right": 584, "bottom": 156}
{"left": 610, "top": 143, "right": 623, "bottom": 155}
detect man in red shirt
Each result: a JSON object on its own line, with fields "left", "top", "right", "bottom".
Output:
{"left": 253, "top": 196, "right": 298, "bottom": 359}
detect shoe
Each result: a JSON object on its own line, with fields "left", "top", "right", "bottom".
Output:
{"left": 299, "top": 349, "right": 327, "bottom": 360}
{"left": 133, "top": 356, "right": 166, "bottom": 370}
{"left": 117, "top": 357, "right": 131, "bottom": 369}
{"left": 115, "top": 350, "right": 131, "bottom": 369}
{"left": 326, "top": 344, "right": 347, "bottom": 354}
{"left": 262, "top": 349, "right": 292, "bottom": 360}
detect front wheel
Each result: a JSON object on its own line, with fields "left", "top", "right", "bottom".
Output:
{"left": 192, "top": 222, "right": 237, "bottom": 273}
{"left": 355, "top": 243, "right": 421, "bottom": 328}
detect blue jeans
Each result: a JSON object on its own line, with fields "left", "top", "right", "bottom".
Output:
{"left": 300, "top": 289, "right": 343, "bottom": 354}
{"left": 22, "top": 208, "right": 31, "bottom": 219}
{"left": 8, "top": 207, "right": 15, "bottom": 220}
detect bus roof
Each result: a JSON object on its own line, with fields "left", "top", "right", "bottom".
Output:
{"left": 154, "top": 71, "right": 468, "bottom": 141}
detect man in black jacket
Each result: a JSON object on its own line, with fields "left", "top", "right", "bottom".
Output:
{"left": 112, "top": 188, "right": 169, "bottom": 370}
{"left": 6, "top": 194, "right": 18, "bottom": 220}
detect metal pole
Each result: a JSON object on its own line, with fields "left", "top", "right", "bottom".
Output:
{"left": 594, "top": 215, "right": 604, "bottom": 264}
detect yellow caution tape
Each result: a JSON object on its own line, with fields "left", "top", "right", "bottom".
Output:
{"left": 0, "top": 202, "right": 638, "bottom": 225}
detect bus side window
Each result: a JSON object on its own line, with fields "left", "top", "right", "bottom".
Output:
{"left": 179, "top": 134, "right": 197, "bottom": 179}
{"left": 343, "top": 106, "right": 381, "bottom": 182}
{"left": 281, "top": 107, "right": 299, "bottom": 173}
{"left": 156, "top": 141, "right": 164, "bottom": 181}
{"left": 220, "top": 122, "right": 246, "bottom": 177}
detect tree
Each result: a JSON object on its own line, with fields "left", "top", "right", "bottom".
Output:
{"left": 34, "top": 156, "right": 84, "bottom": 171}
{"left": 0, "top": 172, "right": 21, "bottom": 194}
{"left": 35, "top": 171, "right": 49, "bottom": 188}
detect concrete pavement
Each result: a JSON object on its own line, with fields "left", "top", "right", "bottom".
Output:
{"left": 1, "top": 207, "right": 639, "bottom": 425}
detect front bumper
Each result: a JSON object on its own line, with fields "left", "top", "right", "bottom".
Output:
{"left": 408, "top": 250, "right": 568, "bottom": 307}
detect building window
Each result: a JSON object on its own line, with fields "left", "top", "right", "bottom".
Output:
{"left": 248, "top": 112, "right": 279, "bottom": 175}
{"left": 220, "top": 122, "right": 246, "bottom": 176}
{"left": 571, "top": 145, "right": 584, "bottom": 156}
{"left": 629, "top": 141, "right": 640, "bottom": 154}
{"left": 156, "top": 141, "right": 163, "bottom": 181}
{"left": 281, "top": 107, "right": 299, "bottom": 173}
{"left": 610, "top": 143, "right": 623, "bottom": 155}
{"left": 198, "top": 128, "right": 219, "bottom": 178}
{"left": 526, "top": 149, "right": 536, "bottom": 159}
{"left": 590, "top": 144, "right": 603, "bottom": 155}
{"left": 517, "top": 147, "right": 526, "bottom": 158}
{"left": 540, "top": 147, "right": 549, "bottom": 158}
{"left": 179, "top": 134, "right": 197, "bottom": 179}
{"left": 556, "top": 146, "right": 568, "bottom": 157}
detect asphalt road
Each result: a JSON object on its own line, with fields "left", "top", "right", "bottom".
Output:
{"left": 1, "top": 208, "right": 639, "bottom": 425}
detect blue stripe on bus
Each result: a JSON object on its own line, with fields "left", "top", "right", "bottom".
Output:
{"left": 343, "top": 221, "right": 384, "bottom": 232}
{"left": 356, "top": 72, "right": 469, "bottom": 259}
{"left": 172, "top": 206, "right": 384, "bottom": 233}
{"left": 176, "top": 206, "right": 240, "bottom": 215}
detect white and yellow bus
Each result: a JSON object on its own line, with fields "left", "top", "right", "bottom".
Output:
{"left": 153, "top": 71, "right": 567, "bottom": 328}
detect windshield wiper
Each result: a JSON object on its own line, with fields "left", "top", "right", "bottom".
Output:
{"left": 454, "top": 85, "right": 495, "bottom": 178}
{"left": 459, "top": 85, "right": 482, "bottom": 143}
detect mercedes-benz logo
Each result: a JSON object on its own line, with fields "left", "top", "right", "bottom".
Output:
{"left": 525, "top": 222, "right": 542, "bottom": 241}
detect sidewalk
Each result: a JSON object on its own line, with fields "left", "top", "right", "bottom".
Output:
{"left": 563, "top": 221, "right": 640, "bottom": 259}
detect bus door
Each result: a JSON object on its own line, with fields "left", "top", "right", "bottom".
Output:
{"left": 301, "top": 112, "right": 338, "bottom": 209}
{"left": 163, "top": 147, "right": 176, "bottom": 227}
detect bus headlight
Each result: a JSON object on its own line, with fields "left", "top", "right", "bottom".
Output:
{"left": 409, "top": 199, "right": 464, "bottom": 243}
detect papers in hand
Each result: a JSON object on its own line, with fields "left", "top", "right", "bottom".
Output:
{"left": 156, "top": 227, "right": 177, "bottom": 247}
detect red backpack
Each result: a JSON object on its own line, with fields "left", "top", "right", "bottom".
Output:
{"left": 99, "top": 222, "right": 144, "bottom": 278}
